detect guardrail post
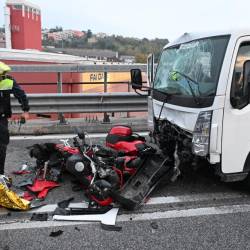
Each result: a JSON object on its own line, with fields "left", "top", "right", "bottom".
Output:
{"left": 127, "top": 81, "right": 131, "bottom": 118}
{"left": 103, "top": 71, "right": 110, "bottom": 123}
{"left": 57, "top": 72, "right": 66, "bottom": 124}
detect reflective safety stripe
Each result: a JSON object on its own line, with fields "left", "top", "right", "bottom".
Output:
{"left": 0, "top": 79, "right": 13, "bottom": 90}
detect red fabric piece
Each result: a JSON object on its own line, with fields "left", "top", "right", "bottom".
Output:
{"left": 37, "top": 187, "right": 50, "bottom": 199}
{"left": 27, "top": 179, "right": 60, "bottom": 192}
{"left": 12, "top": 170, "right": 31, "bottom": 175}
{"left": 22, "top": 191, "right": 35, "bottom": 201}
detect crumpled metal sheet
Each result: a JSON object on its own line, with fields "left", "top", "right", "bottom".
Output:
{"left": 0, "top": 183, "right": 30, "bottom": 210}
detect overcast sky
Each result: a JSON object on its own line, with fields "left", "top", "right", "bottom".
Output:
{"left": 1, "top": 0, "right": 250, "bottom": 41}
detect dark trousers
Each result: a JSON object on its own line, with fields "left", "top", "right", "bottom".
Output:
{"left": 0, "top": 117, "right": 9, "bottom": 175}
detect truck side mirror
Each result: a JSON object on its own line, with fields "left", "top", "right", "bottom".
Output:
{"left": 130, "top": 69, "right": 142, "bottom": 90}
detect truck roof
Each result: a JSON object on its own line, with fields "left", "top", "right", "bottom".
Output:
{"left": 164, "top": 28, "right": 250, "bottom": 48}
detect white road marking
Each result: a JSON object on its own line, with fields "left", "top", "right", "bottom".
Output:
{"left": 146, "top": 192, "right": 248, "bottom": 205}
{"left": 10, "top": 132, "right": 149, "bottom": 140}
{"left": 1, "top": 204, "right": 250, "bottom": 230}
{"left": 117, "top": 204, "right": 250, "bottom": 222}
{"left": 0, "top": 191, "right": 247, "bottom": 216}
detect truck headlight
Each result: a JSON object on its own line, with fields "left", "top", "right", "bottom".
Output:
{"left": 192, "top": 111, "right": 212, "bottom": 157}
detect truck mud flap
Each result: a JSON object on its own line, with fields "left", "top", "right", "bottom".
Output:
{"left": 111, "top": 154, "right": 175, "bottom": 210}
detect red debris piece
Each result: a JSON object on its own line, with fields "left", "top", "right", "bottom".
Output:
{"left": 12, "top": 170, "right": 31, "bottom": 175}
{"left": 27, "top": 179, "right": 60, "bottom": 192}
{"left": 22, "top": 191, "right": 35, "bottom": 201}
{"left": 37, "top": 188, "right": 51, "bottom": 199}
{"left": 27, "top": 179, "right": 60, "bottom": 199}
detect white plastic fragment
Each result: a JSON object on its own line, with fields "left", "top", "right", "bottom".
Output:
{"left": 53, "top": 208, "right": 119, "bottom": 226}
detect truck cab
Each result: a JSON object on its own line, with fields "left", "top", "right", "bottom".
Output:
{"left": 131, "top": 30, "right": 250, "bottom": 182}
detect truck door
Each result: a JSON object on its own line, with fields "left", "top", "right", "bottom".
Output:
{"left": 222, "top": 37, "right": 250, "bottom": 174}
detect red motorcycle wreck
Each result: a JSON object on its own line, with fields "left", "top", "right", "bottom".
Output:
{"left": 28, "top": 126, "right": 178, "bottom": 210}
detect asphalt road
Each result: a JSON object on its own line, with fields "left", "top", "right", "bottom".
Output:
{"left": 0, "top": 134, "right": 250, "bottom": 250}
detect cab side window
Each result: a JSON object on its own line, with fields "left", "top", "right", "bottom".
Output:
{"left": 231, "top": 43, "right": 250, "bottom": 108}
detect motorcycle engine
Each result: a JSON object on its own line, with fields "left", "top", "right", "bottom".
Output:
{"left": 66, "top": 154, "right": 92, "bottom": 176}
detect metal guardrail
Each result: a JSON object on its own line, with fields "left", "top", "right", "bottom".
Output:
{"left": 11, "top": 92, "right": 148, "bottom": 114}
{"left": 9, "top": 64, "right": 149, "bottom": 121}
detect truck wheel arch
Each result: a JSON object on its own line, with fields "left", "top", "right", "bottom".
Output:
{"left": 243, "top": 152, "right": 250, "bottom": 173}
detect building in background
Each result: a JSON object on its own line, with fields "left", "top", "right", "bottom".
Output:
{"left": 46, "top": 30, "right": 85, "bottom": 41}
{"left": 120, "top": 55, "right": 136, "bottom": 64}
{"left": 5, "top": 0, "right": 42, "bottom": 50}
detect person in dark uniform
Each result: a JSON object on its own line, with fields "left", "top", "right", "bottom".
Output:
{"left": 0, "top": 61, "right": 30, "bottom": 175}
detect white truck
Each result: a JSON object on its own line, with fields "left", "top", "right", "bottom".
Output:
{"left": 131, "top": 29, "right": 250, "bottom": 183}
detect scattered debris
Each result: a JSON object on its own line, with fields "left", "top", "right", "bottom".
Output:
{"left": 30, "top": 213, "right": 48, "bottom": 221}
{"left": 49, "top": 230, "right": 64, "bottom": 237}
{"left": 27, "top": 179, "right": 60, "bottom": 199}
{"left": 101, "top": 223, "right": 122, "bottom": 231}
{"left": 57, "top": 197, "right": 74, "bottom": 209}
{"left": 5, "top": 125, "right": 177, "bottom": 221}
{"left": 150, "top": 221, "right": 158, "bottom": 230}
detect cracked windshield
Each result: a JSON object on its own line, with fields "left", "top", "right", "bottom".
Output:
{"left": 154, "top": 36, "right": 229, "bottom": 97}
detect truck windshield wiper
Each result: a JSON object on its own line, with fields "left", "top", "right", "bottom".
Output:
{"left": 156, "top": 88, "right": 182, "bottom": 96}
{"left": 171, "top": 70, "right": 201, "bottom": 106}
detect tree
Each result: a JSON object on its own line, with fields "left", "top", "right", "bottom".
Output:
{"left": 42, "top": 28, "right": 169, "bottom": 62}
{"left": 49, "top": 26, "right": 63, "bottom": 33}
{"left": 86, "top": 29, "right": 92, "bottom": 39}
{"left": 135, "top": 53, "right": 147, "bottom": 63}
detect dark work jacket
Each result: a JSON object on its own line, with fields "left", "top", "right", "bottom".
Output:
{"left": 0, "top": 75, "right": 30, "bottom": 118}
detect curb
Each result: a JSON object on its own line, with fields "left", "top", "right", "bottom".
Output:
{"left": 9, "top": 117, "right": 148, "bottom": 135}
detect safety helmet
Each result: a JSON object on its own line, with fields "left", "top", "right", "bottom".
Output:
{"left": 0, "top": 61, "right": 11, "bottom": 75}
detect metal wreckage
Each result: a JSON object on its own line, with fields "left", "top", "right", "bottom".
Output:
{"left": 0, "top": 125, "right": 179, "bottom": 226}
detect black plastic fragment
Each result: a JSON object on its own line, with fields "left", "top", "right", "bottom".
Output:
{"left": 30, "top": 213, "right": 48, "bottom": 221}
{"left": 49, "top": 230, "right": 64, "bottom": 237}
{"left": 57, "top": 197, "right": 74, "bottom": 208}
{"left": 101, "top": 223, "right": 122, "bottom": 232}
{"left": 53, "top": 207, "right": 70, "bottom": 216}
{"left": 29, "top": 201, "right": 47, "bottom": 210}
{"left": 150, "top": 221, "right": 158, "bottom": 229}
{"left": 69, "top": 205, "right": 113, "bottom": 215}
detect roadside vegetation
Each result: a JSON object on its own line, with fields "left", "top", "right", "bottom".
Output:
{"left": 42, "top": 27, "right": 169, "bottom": 63}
